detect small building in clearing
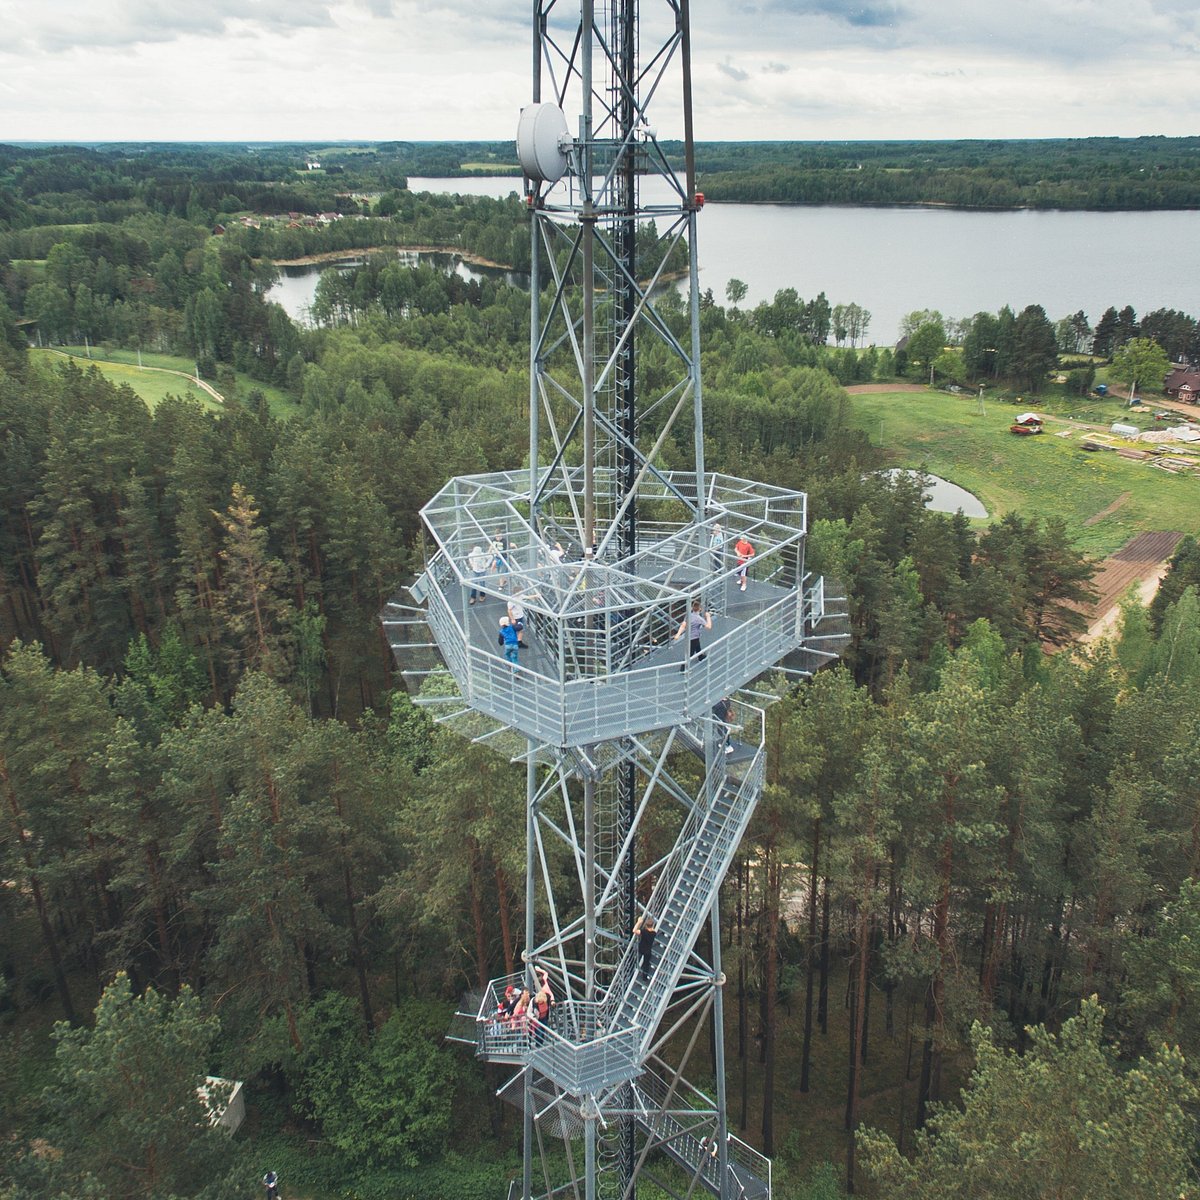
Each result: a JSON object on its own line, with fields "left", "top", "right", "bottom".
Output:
{"left": 1163, "top": 367, "right": 1200, "bottom": 402}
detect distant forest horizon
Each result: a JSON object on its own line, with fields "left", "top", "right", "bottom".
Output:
{"left": 5, "top": 135, "right": 1198, "bottom": 210}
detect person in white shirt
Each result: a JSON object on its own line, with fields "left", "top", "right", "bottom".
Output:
{"left": 507, "top": 594, "right": 529, "bottom": 648}
{"left": 709, "top": 522, "right": 724, "bottom": 571}
{"left": 468, "top": 545, "right": 490, "bottom": 604}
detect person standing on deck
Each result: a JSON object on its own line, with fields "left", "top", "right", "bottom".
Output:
{"left": 468, "top": 544, "right": 490, "bottom": 605}
{"left": 498, "top": 617, "right": 520, "bottom": 667}
{"left": 507, "top": 594, "right": 529, "bottom": 648}
{"left": 674, "top": 599, "right": 712, "bottom": 671}
{"left": 734, "top": 535, "right": 755, "bottom": 592}
{"left": 492, "top": 536, "right": 509, "bottom": 591}
{"left": 712, "top": 696, "right": 735, "bottom": 755}
{"left": 709, "top": 522, "right": 724, "bottom": 572}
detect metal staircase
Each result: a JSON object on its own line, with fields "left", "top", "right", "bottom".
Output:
{"left": 460, "top": 723, "right": 771, "bottom": 1199}
{"left": 470, "top": 713, "right": 761, "bottom": 1072}
{"left": 632, "top": 1066, "right": 771, "bottom": 1200}
{"left": 614, "top": 744, "right": 762, "bottom": 1043}
{"left": 446, "top": 674, "right": 846, "bottom": 1199}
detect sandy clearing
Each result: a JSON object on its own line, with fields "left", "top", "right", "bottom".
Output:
{"left": 1082, "top": 565, "right": 1170, "bottom": 643}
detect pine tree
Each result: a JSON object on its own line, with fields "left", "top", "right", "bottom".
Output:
{"left": 27, "top": 973, "right": 245, "bottom": 1200}
{"left": 859, "top": 999, "right": 1196, "bottom": 1200}
{"left": 0, "top": 643, "right": 121, "bottom": 1022}
{"left": 212, "top": 483, "right": 295, "bottom": 686}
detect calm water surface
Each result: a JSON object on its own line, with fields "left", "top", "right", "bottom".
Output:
{"left": 884, "top": 469, "right": 989, "bottom": 519}
{"left": 271, "top": 176, "right": 1200, "bottom": 343}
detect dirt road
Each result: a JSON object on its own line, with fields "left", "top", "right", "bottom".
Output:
{"left": 1077, "top": 530, "right": 1183, "bottom": 643}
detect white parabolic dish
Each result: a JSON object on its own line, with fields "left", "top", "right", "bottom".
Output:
{"left": 517, "top": 103, "right": 571, "bottom": 184}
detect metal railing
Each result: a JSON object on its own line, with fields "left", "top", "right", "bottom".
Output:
{"left": 419, "top": 468, "right": 809, "bottom": 621}
{"left": 465, "top": 710, "right": 767, "bottom": 1094}
{"left": 806, "top": 575, "right": 825, "bottom": 626}
{"left": 420, "top": 551, "right": 805, "bottom": 747}
{"left": 633, "top": 1066, "right": 771, "bottom": 1200}
{"left": 472, "top": 978, "right": 647, "bottom": 1093}
{"left": 529, "top": 1010, "right": 644, "bottom": 1094}
{"left": 619, "top": 744, "right": 766, "bottom": 1039}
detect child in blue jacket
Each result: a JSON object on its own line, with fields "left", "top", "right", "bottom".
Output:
{"left": 498, "top": 617, "right": 520, "bottom": 666}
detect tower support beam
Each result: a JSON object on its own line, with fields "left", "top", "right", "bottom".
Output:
{"left": 391, "top": 4, "right": 849, "bottom": 1198}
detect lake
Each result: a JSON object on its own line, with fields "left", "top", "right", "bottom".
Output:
{"left": 270, "top": 176, "right": 1200, "bottom": 343}
{"left": 884, "top": 469, "right": 989, "bottom": 519}
{"left": 269, "top": 248, "right": 527, "bottom": 325}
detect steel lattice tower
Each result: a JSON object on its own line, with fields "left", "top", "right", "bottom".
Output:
{"left": 385, "top": 4, "right": 847, "bottom": 1198}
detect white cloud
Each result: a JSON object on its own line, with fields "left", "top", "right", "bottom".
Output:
{"left": 0, "top": 0, "right": 1195, "bottom": 141}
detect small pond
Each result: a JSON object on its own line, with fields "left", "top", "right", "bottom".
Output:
{"left": 884, "top": 469, "right": 988, "bottom": 519}
{"left": 268, "top": 251, "right": 528, "bottom": 325}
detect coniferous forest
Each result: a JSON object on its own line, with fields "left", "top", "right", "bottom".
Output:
{"left": 2, "top": 143, "right": 1200, "bottom": 1199}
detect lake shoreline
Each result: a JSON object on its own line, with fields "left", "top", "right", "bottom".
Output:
{"left": 270, "top": 247, "right": 686, "bottom": 292}
{"left": 272, "top": 246, "right": 511, "bottom": 270}
{"left": 267, "top": 187, "right": 1200, "bottom": 341}
{"left": 405, "top": 178, "right": 1200, "bottom": 215}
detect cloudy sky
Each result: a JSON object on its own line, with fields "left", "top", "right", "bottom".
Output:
{"left": 1, "top": 0, "right": 1197, "bottom": 144}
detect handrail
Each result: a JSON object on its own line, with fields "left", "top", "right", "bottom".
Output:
{"left": 634, "top": 1065, "right": 771, "bottom": 1198}
{"left": 604, "top": 707, "right": 766, "bottom": 1041}
{"left": 420, "top": 547, "right": 804, "bottom": 750}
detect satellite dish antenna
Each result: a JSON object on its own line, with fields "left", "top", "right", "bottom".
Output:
{"left": 516, "top": 102, "right": 571, "bottom": 183}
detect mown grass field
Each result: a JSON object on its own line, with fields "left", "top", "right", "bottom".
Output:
{"left": 32, "top": 348, "right": 298, "bottom": 418}
{"left": 848, "top": 387, "right": 1200, "bottom": 557}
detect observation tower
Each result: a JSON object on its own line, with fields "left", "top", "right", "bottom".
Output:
{"left": 386, "top": 3, "right": 848, "bottom": 1197}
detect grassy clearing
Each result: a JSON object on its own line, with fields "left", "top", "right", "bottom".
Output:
{"left": 35, "top": 347, "right": 299, "bottom": 419}
{"left": 34, "top": 349, "right": 219, "bottom": 412}
{"left": 54, "top": 345, "right": 201, "bottom": 374}
{"left": 459, "top": 161, "right": 520, "bottom": 173}
{"left": 848, "top": 388, "right": 1200, "bottom": 557}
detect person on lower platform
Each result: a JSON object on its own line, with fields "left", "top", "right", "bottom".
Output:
{"left": 633, "top": 913, "right": 657, "bottom": 978}
{"left": 533, "top": 977, "right": 553, "bottom": 1044}
{"left": 535, "top": 967, "right": 555, "bottom": 1011}
{"left": 712, "top": 696, "right": 735, "bottom": 755}
{"left": 496, "top": 984, "right": 519, "bottom": 1021}
{"left": 511, "top": 988, "right": 531, "bottom": 1033}
{"left": 674, "top": 600, "right": 712, "bottom": 672}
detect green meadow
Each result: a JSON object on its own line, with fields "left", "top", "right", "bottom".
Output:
{"left": 848, "top": 387, "right": 1200, "bottom": 557}
{"left": 32, "top": 348, "right": 297, "bottom": 418}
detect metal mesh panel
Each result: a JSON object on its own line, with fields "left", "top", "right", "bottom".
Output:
{"left": 497, "top": 1069, "right": 587, "bottom": 1140}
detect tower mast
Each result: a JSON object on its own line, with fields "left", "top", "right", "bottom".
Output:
{"left": 388, "top": 4, "right": 847, "bottom": 1198}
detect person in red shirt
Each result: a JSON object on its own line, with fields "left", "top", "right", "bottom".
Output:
{"left": 734, "top": 536, "right": 755, "bottom": 591}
